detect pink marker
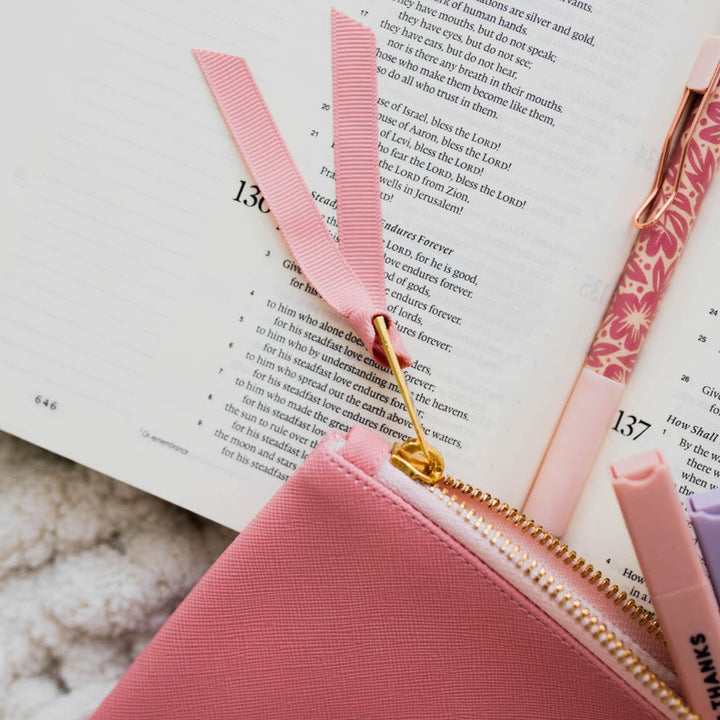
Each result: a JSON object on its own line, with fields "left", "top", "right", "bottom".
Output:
{"left": 523, "top": 38, "right": 720, "bottom": 536}
{"left": 612, "top": 450, "right": 720, "bottom": 720}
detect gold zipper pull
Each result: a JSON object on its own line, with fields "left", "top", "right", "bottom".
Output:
{"left": 372, "top": 315, "right": 445, "bottom": 484}
{"left": 389, "top": 438, "right": 445, "bottom": 485}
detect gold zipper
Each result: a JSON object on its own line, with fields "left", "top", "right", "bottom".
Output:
{"left": 439, "top": 474, "right": 663, "bottom": 639}
{"left": 388, "top": 440, "right": 697, "bottom": 720}
{"left": 373, "top": 315, "right": 696, "bottom": 718}
{"left": 389, "top": 434, "right": 665, "bottom": 637}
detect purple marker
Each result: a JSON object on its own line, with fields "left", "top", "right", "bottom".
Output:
{"left": 688, "top": 487, "right": 720, "bottom": 606}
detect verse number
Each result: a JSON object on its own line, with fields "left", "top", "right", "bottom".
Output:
{"left": 234, "top": 180, "right": 270, "bottom": 213}
{"left": 35, "top": 395, "right": 58, "bottom": 411}
{"left": 612, "top": 409, "right": 650, "bottom": 440}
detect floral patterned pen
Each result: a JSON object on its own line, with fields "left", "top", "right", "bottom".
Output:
{"left": 523, "top": 38, "right": 720, "bottom": 537}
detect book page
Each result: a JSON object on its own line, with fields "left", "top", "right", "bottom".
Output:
{"left": 0, "top": 0, "right": 717, "bottom": 530}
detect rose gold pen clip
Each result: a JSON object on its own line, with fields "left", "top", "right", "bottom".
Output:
{"left": 634, "top": 37, "right": 720, "bottom": 229}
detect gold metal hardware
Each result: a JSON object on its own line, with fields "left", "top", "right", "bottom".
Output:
{"left": 439, "top": 474, "right": 664, "bottom": 639}
{"left": 389, "top": 439, "right": 444, "bottom": 485}
{"left": 372, "top": 315, "right": 444, "bottom": 484}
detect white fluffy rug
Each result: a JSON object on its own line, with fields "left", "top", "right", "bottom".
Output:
{"left": 0, "top": 431, "right": 236, "bottom": 720}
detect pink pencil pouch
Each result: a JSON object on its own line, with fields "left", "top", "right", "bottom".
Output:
{"left": 91, "top": 425, "right": 690, "bottom": 719}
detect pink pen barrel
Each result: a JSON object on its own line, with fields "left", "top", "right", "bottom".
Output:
{"left": 523, "top": 367, "right": 624, "bottom": 535}
{"left": 523, "top": 38, "right": 720, "bottom": 537}
{"left": 612, "top": 450, "right": 720, "bottom": 720}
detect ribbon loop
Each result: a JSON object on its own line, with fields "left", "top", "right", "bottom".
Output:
{"left": 193, "top": 11, "right": 410, "bottom": 368}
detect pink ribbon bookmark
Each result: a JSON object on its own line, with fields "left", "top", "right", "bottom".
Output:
{"left": 193, "top": 10, "right": 410, "bottom": 368}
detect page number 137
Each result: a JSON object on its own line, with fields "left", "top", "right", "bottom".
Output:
{"left": 612, "top": 409, "right": 650, "bottom": 440}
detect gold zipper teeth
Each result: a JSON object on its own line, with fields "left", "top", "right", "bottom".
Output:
{"left": 431, "top": 480, "right": 698, "bottom": 720}
{"left": 440, "top": 476, "right": 663, "bottom": 639}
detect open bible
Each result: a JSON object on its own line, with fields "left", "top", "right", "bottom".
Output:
{"left": 1, "top": 0, "right": 720, "bottom": 603}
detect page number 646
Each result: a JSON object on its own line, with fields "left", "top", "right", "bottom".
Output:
{"left": 35, "top": 395, "right": 58, "bottom": 411}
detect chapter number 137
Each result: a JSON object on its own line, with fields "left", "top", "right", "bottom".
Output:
{"left": 612, "top": 409, "right": 650, "bottom": 440}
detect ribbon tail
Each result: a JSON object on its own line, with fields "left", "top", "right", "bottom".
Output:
{"left": 331, "top": 10, "right": 385, "bottom": 307}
